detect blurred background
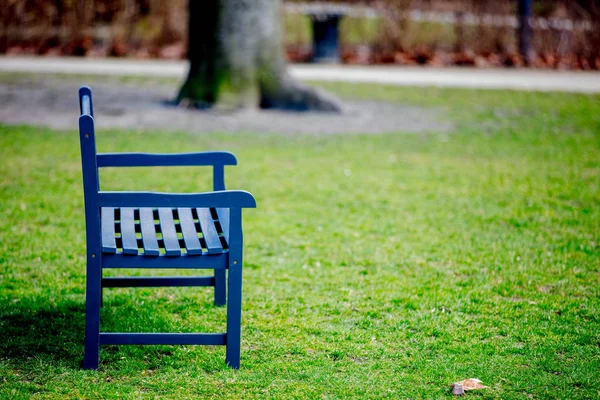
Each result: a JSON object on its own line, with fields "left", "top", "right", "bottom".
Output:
{"left": 1, "top": 0, "right": 598, "bottom": 69}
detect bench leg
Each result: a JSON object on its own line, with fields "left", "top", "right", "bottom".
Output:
{"left": 100, "top": 269, "right": 104, "bottom": 308}
{"left": 312, "top": 15, "right": 342, "bottom": 63}
{"left": 214, "top": 269, "right": 226, "bottom": 306}
{"left": 84, "top": 257, "right": 102, "bottom": 370}
{"left": 225, "top": 257, "right": 242, "bottom": 369}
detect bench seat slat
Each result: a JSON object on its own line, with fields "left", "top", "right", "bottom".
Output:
{"left": 101, "top": 207, "right": 117, "bottom": 253}
{"left": 178, "top": 208, "right": 204, "bottom": 255}
{"left": 101, "top": 207, "right": 229, "bottom": 256}
{"left": 197, "top": 208, "right": 223, "bottom": 254}
{"left": 139, "top": 208, "right": 160, "bottom": 256}
{"left": 120, "top": 208, "right": 139, "bottom": 255}
{"left": 158, "top": 208, "right": 181, "bottom": 256}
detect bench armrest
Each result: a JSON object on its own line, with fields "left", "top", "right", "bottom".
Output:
{"left": 96, "top": 190, "right": 256, "bottom": 209}
{"left": 96, "top": 152, "right": 237, "bottom": 168}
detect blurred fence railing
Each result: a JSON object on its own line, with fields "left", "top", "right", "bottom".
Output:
{"left": 285, "top": 2, "right": 594, "bottom": 31}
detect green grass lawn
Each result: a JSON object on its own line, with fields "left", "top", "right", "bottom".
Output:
{"left": 1, "top": 81, "right": 599, "bottom": 398}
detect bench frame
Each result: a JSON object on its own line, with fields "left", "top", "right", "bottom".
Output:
{"left": 78, "top": 86, "right": 255, "bottom": 370}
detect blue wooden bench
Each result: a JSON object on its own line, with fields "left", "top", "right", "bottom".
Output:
{"left": 77, "top": 86, "right": 256, "bottom": 370}
{"left": 285, "top": 2, "right": 378, "bottom": 63}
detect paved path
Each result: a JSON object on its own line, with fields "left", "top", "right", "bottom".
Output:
{"left": 1, "top": 56, "right": 599, "bottom": 93}
{"left": 0, "top": 71, "right": 450, "bottom": 135}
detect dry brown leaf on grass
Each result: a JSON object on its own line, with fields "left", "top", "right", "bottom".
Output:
{"left": 462, "top": 378, "right": 489, "bottom": 390}
{"left": 451, "top": 378, "right": 489, "bottom": 395}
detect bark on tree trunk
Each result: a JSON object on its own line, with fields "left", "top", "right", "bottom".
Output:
{"left": 177, "top": 0, "right": 342, "bottom": 112}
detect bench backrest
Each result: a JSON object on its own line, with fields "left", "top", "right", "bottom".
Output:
{"left": 78, "top": 86, "right": 102, "bottom": 258}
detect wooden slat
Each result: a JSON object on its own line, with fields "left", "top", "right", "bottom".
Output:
{"left": 158, "top": 208, "right": 181, "bottom": 256}
{"left": 101, "top": 207, "right": 117, "bottom": 253}
{"left": 102, "top": 276, "right": 215, "bottom": 288}
{"left": 197, "top": 208, "right": 223, "bottom": 254}
{"left": 97, "top": 151, "right": 237, "bottom": 168}
{"left": 102, "top": 253, "right": 227, "bottom": 269}
{"left": 215, "top": 208, "right": 230, "bottom": 241}
{"left": 177, "top": 208, "right": 203, "bottom": 255}
{"left": 97, "top": 190, "right": 257, "bottom": 209}
{"left": 99, "top": 333, "right": 226, "bottom": 346}
{"left": 139, "top": 208, "right": 160, "bottom": 256}
{"left": 120, "top": 208, "right": 138, "bottom": 255}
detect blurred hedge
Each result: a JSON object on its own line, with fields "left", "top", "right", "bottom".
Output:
{"left": 1, "top": 0, "right": 598, "bottom": 69}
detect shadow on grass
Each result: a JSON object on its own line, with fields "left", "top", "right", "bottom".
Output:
{"left": 0, "top": 295, "right": 228, "bottom": 371}
{"left": 0, "top": 300, "right": 85, "bottom": 367}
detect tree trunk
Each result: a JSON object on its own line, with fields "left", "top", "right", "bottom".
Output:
{"left": 177, "top": 0, "right": 341, "bottom": 112}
